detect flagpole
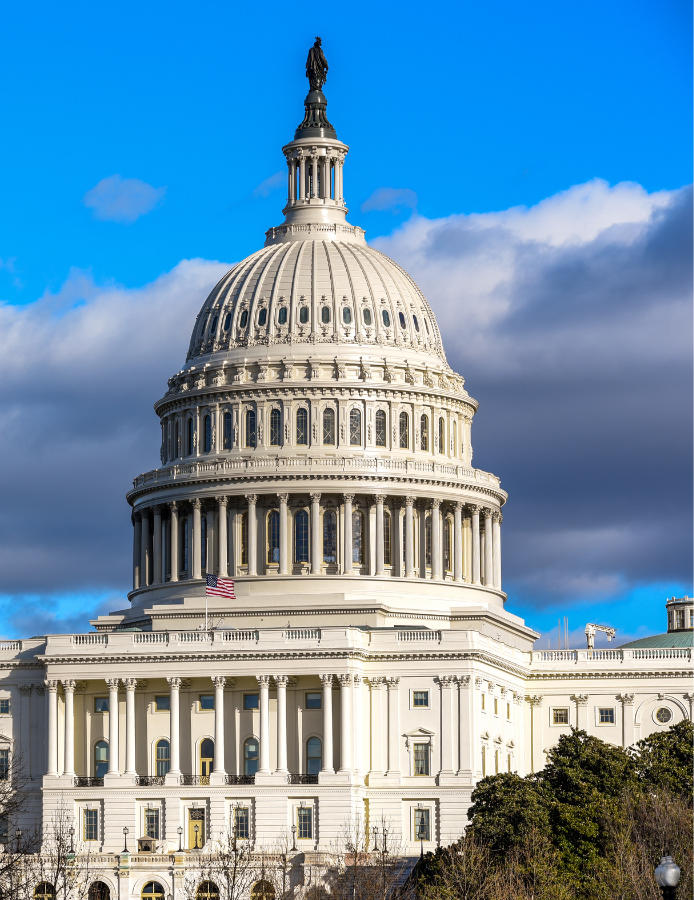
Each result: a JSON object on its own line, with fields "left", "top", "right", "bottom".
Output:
{"left": 205, "top": 593, "right": 208, "bottom": 632}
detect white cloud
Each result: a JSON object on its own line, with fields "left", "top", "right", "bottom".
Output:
{"left": 252, "top": 171, "right": 285, "bottom": 198}
{"left": 83, "top": 174, "right": 166, "bottom": 223}
{"left": 361, "top": 187, "right": 418, "bottom": 214}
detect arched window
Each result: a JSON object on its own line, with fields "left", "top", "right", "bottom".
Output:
{"left": 384, "top": 510, "right": 391, "bottom": 566}
{"left": 187, "top": 418, "right": 195, "bottom": 455}
{"left": 34, "top": 885, "right": 56, "bottom": 900}
{"left": 201, "top": 516, "right": 207, "bottom": 570}
{"left": 363, "top": 308, "right": 372, "bottom": 326}
{"left": 88, "top": 883, "right": 110, "bottom": 900}
{"left": 200, "top": 738, "right": 214, "bottom": 778}
{"left": 321, "top": 306, "right": 330, "bottom": 324}
{"left": 196, "top": 884, "right": 219, "bottom": 900}
{"left": 295, "top": 510, "right": 309, "bottom": 563}
{"left": 420, "top": 415, "right": 428, "bottom": 452}
{"left": 239, "top": 310, "right": 248, "bottom": 329}
{"left": 323, "top": 510, "right": 337, "bottom": 563}
{"left": 245, "top": 409, "right": 256, "bottom": 448}
{"left": 223, "top": 412, "right": 232, "bottom": 450}
{"left": 244, "top": 738, "right": 259, "bottom": 776}
{"left": 278, "top": 306, "right": 287, "bottom": 325}
{"left": 223, "top": 313, "right": 231, "bottom": 331}
{"left": 413, "top": 314, "right": 419, "bottom": 332}
{"left": 141, "top": 884, "right": 165, "bottom": 900}
{"left": 270, "top": 409, "right": 281, "bottom": 446}
{"left": 175, "top": 420, "right": 180, "bottom": 457}
{"left": 94, "top": 740, "right": 108, "bottom": 778}
{"left": 342, "top": 306, "right": 352, "bottom": 324}
{"left": 306, "top": 737, "right": 322, "bottom": 775}
{"left": 155, "top": 739, "right": 170, "bottom": 776}
{"left": 444, "top": 518, "right": 452, "bottom": 572}
{"left": 425, "top": 516, "right": 432, "bottom": 569}
{"left": 299, "top": 306, "right": 309, "bottom": 324}
{"left": 398, "top": 311, "right": 406, "bottom": 329}
{"left": 183, "top": 518, "right": 189, "bottom": 573}
{"left": 296, "top": 408, "right": 308, "bottom": 445}
{"left": 352, "top": 510, "right": 363, "bottom": 565}
{"left": 375, "top": 410, "right": 386, "bottom": 447}
{"left": 240, "top": 513, "right": 248, "bottom": 565}
{"left": 204, "top": 415, "right": 211, "bottom": 453}
{"left": 382, "top": 310, "right": 391, "bottom": 327}
{"left": 399, "top": 412, "right": 409, "bottom": 449}
{"left": 452, "top": 420, "right": 457, "bottom": 457}
{"left": 251, "top": 882, "right": 275, "bottom": 900}
{"left": 349, "top": 408, "right": 362, "bottom": 446}
{"left": 258, "top": 308, "right": 267, "bottom": 326}
{"left": 267, "top": 511, "right": 279, "bottom": 563}
{"left": 438, "top": 417, "right": 445, "bottom": 454}
{"left": 323, "top": 408, "right": 335, "bottom": 445}
{"left": 210, "top": 315, "right": 218, "bottom": 335}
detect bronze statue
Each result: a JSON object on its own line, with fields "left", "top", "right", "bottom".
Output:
{"left": 306, "top": 37, "right": 329, "bottom": 90}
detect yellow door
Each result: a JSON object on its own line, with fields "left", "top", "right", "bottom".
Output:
{"left": 188, "top": 809, "right": 205, "bottom": 849}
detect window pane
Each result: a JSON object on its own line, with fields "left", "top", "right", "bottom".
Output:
{"left": 0, "top": 749, "right": 9, "bottom": 780}
{"left": 305, "top": 692, "right": 321, "bottom": 709}
{"left": 204, "top": 415, "right": 211, "bottom": 453}
{"left": 83, "top": 809, "right": 98, "bottom": 841}
{"left": 349, "top": 409, "right": 361, "bottom": 445}
{"left": 382, "top": 310, "right": 391, "bottom": 327}
{"left": 399, "top": 412, "right": 408, "bottom": 448}
{"left": 298, "top": 807, "right": 313, "bottom": 839}
{"left": 352, "top": 511, "right": 363, "bottom": 564}
{"left": 296, "top": 409, "right": 308, "bottom": 445}
{"left": 414, "top": 808, "right": 430, "bottom": 841}
{"left": 420, "top": 415, "right": 428, "bottom": 451}
{"left": 323, "top": 510, "right": 336, "bottom": 563}
{"left": 258, "top": 308, "right": 267, "bottom": 326}
{"left": 246, "top": 410, "right": 256, "bottom": 448}
{"left": 188, "top": 419, "right": 195, "bottom": 455}
{"left": 155, "top": 696, "right": 170, "bottom": 711}
{"left": 342, "top": 306, "right": 352, "bottom": 324}
{"left": 223, "top": 313, "right": 231, "bottom": 331}
{"left": 94, "top": 741, "right": 109, "bottom": 778}
{"left": 413, "top": 315, "right": 419, "bottom": 332}
{"left": 425, "top": 516, "right": 432, "bottom": 568}
{"left": 270, "top": 409, "right": 281, "bottom": 446}
{"left": 234, "top": 807, "right": 250, "bottom": 839}
{"left": 383, "top": 511, "right": 391, "bottom": 565}
{"left": 321, "top": 306, "right": 330, "bottom": 324}
{"left": 323, "top": 408, "right": 335, "bottom": 444}
{"left": 399, "top": 311, "right": 406, "bottom": 329}
{"left": 244, "top": 694, "right": 259, "bottom": 710}
{"left": 299, "top": 306, "right": 309, "bottom": 324}
{"left": 244, "top": 739, "right": 259, "bottom": 776}
{"left": 363, "top": 308, "right": 372, "bottom": 326}
{"left": 599, "top": 708, "right": 615, "bottom": 724}
{"left": 94, "top": 697, "right": 109, "bottom": 713}
{"left": 199, "top": 695, "right": 214, "bottom": 710}
{"left": 268, "top": 510, "right": 280, "bottom": 563}
{"left": 553, "top": 708, "right": 569, "bottom": 725}
{"left": 438, "top": 418, "right": 445, "bottom": 453}
{"left": 414, "top": 744, "right": 429, "bottom": 776}
{"left": 413, "top": 691, "right": 428, "bottom": 707}
{"left": 223, "top": 412, "right": 232, "bottom": 450}
{"left": 306, "top": 737, "right": 322, "bottom": 775}
{"left": 241, "top": 513, "right": 248, "bottom": 565}
{"left": 278, "top": 306, "right": 287, "bottom": 325}
{"left": 240, "top": 310, "right": 248, "bottom": 328}
{"left": 375, "top": 410, "right": 386, "bottom": 447}
{"left": 156, "top": 740, "right": 170, "bottom": 776}
{"left": 295, "top": 510, "right": 309, "bottom": 562}
{"left": 145, "top": 809, "right": 160, "bottom": 839}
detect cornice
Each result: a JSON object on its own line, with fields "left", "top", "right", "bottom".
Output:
{"left": 527, "top": 669, "right": 694, "bottom": 681}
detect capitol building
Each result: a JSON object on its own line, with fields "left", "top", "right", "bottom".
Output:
{"left": 0, "top": 46, "right": 692, "bottom": 899}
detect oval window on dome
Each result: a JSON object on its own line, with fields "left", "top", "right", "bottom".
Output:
{"left": 223, "top": 313, "right": 231, "bottom": 331}
{"left": 278, "top": 306, "right": 287, "bottom": 325}
{"left": 342, "top": 307, "right": 352, "bottom": 325}
{"left": 258, "top": 308, "right": 267, "bottom": 326}
{"left": 398, "top": 311, "right": 406, "bottom": 329}
{"left": 239, "top": 310, "right": 248, "bottom": 329}
{"left": 321, "top": 306, "right": 330, "bottom": 324}
{"left": 655, "top": 707, "right": 672, "bottom": 724}
{"left": 299, "top": 306, "right": 309, "bottom": 324}
{"left": 382, "top": 310, "right": 391, "bottom": 328}
{"left": 413, "top": 315, "right": 419, "bottom": 332}
{"left": 210, "top": 315, "right": 218, "bottom": 334}
{"left": 363, "top": 308, "right": 372, "bottom": 326}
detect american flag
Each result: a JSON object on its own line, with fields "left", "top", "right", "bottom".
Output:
{"left": 205, "top": 575, "right": 236, "bottom": 599}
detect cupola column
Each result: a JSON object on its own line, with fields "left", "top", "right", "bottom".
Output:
{"left": 484, "top": 509, "right": 494, "bottom": 586}
{"left": 140, "top": 509, "right": 150, "bottom": 587}
{"left": 320, "top": 675, "right": 335, "bottom": 774}
{"left": 287, "top": 159, "right": 296, "bottom": 204}
{"left": 106, "top": 678, "right": 120, "bottom": 775}
{"left": 343, "top": 494, "right": 354, "bottom": 574}
{"left": 132, "top": 512, "right": 142, "bottom": 590}
{"left": 310, "top": 493, "right": 321, "bottom": 574}
{"left": 169, "top": 501, "right": 179, "bottom": 582}
{"left": 374, "top": 495, "right": 386, "bottom": 576}
{"left": 469, "top": 505, "right": 481, "bottom": 584}
{"left": 453, "top": 502, "right": 463, "bottom": 582}
{"left": 278, "top": 493, "right": 289, "bottom": 575}
{"left": 431, "top": 499, "right": 442, "bottom": 581}
{"left": 217, "top": 496, "right": 228, "bottom": 578}
{"left": 299, "top": 156, "right": 307, "bottom": 200}
{"left": 492, "top": 511, "right": 502, "bottom": 589}
{"left": 405, "top": 497, "right": 416, "bottom": 577}
{"left": 191, "top": 499, "right": 202, "bottom": 579}
{"left": 246, "top": 494, "right": 258, "bottom": 576}
{"left": 311, "top": 155, "right": 318, "bottom": 198}
{"left": 153, "top": 505, "right": 163, "bottom": 584}
{"left": 62, "top": 680, "right": 76, "bottom": 777}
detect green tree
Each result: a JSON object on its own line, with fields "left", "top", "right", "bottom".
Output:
{"left": 466, "top": 773, "right": 549, "bottom": 853}
{"left": 630, "top": 720, "right": 693, "bottom": 800}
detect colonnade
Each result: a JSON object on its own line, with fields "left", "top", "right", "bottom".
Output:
{"left": 286, "top": 152, "right": 344, "bottom": 205}
{"left": 132, "top": 494, "right": 502, "bottom": 592}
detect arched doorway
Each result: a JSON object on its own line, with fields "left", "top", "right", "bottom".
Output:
{"left": 33, "top": 885, "right": 55, "bottom": 900}
{"left": 251, "top": 882, "right": 275, "bottom": 900}
{"left": 88, "top": 882, "right": 110, "bottom": 900}
{"left": 141, "top": 884, "right": 165, "bottom": 900}
{"left": 196, "top": 883, "right": 219, "bottom": 900}
{"left": 199, "top": 738, "right": 214, "bottom": 779}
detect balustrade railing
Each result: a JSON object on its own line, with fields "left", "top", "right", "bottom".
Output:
{"left": 136, "top": 776, "right": 165, "bottom": 786}
{"left": 285, "top": 629, "right": 320, "bottom": 641}
{"left": 73, "top": 634, "right": 107, "bottom": 645}
{"left": 133, "top": 633, "right": 169, "bottom": 644}
{"left": 181, "top": 775, "right": 210, "bottom": 785}
{"left": 397, "top": 630, "right": 442, "bottom": 642}
{"left": 288, "top": 774, "right": 318, "bottom": 785}
{"left": 220, "top": 630, "right": 259, "bottom": 642}
{"left": 74, "top": 776, "right": 104, "bottom": 787}
{"left": 225, "top": 774, "right": 255, "bottom": 785}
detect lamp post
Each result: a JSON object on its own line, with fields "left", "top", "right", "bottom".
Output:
{"left": 371, "top": 826, "right": 378, "bottom": 853}
{"left": 655, "top": 856, "right": 681, "bottom": 900}
{"left": 122, "top": 827, "right": 129, "bottom": 854}
{"left": 69, "top": 826, "right": 75, "bottom": 854}
{"left": 177, "top": 825, "right": 183, "bottom": 852}
{"left": 15, "top": 829, "right": 22, "bottom": 854}
{"left": 291, "top": 825, "right": 297, "bottom": 852}
{"left": 193, "top": 825, "right": 200, "bottom": 850}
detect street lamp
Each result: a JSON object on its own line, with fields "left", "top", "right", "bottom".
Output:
{"left": 655, "top": 856, "right": 681, "bottom": 900}
{"left": 193, "top": 824, "right": 200, "bottom": 850}
{"left": 177, "top": 826, "right": 183, "bottom": 852}
{"left": 371, "top": 826, "right": 378, "bottom": 852}
{"left": 69, "top": 826, "right": 75, "bottom": 854}
{"left": 15, "top": 829, "right": 22, "bottom": 853}
{"left": 291, "top": 825, "right": 297, "bottom": 852}
{"left": 122, "top": 827, "right": 129, "bottom": 854}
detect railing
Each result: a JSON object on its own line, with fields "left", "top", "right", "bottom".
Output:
{"left": 397, "top": 631, "right": 442, "bottom": 642}
{"left": 0, "top": 641, "right": 20, "bottom": 651}
{"left": 133, "top": 633, "right": 169, "bottom": 644}
{"left": 220, "top": 630, "right": 259, "bottom": 642}
{"left": 536, "top": 650, "right": 578, "bottom": 662}
{"left": 73, "top": 634, "right": 107, "bottom": 645}
{"left": 225, "top": 774, "right": 255, "bottom": 785}
{"left": 631, "top": 648, "right": 691, "bottom": 660}
{"left": 285, "top": 629, "right": 320, "bottom": 641}
{"left": 178, "top": 631, "right": 212, "bottom": 643}
{"left": 136, "top": 776, "right": 165, "bottom": 786}
{"left": 74, "top": 776, "right": 104, "bottom": 787}
{"left": 587, "top": 650, "right": 623, "bottom": 660}
{"left": 532, "top": 648, "right": 692, "bottom": 663}
{"left": 288, "top": 774, "right": 318, "bottom": 785}
{"left": 181, "top": 775, "right": 210, "bottom": 785}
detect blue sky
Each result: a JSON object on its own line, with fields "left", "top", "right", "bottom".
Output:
{"left": 0, "top": 0, "right": 691, "bottom": 644}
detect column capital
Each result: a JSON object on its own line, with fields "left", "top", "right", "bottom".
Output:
{"left": 122, "top": 678, "right": 138, "bottom": 690}
{"left": 277, "top": 493, "right": 290, "bottom": 503}
{"left": 468, "top": 504, "right": 482, "bottom": 515}
{"left": 166, "top": 676, "right": 182, "bottom": 689}
{"left": 105, "top": 678, "right": 120, "bottom": 690}
{"left": 430, "top": 498, "right": 442, "bottom": 509}
{"left": 215, "top": 495, "right": 229, "bottom": 507}
{"left": 617, "top": 693, "right": 635, "bottom": 705}
{"left": 405, "top": 496, "right": 416, "bottom": 507}
{"left": 368, "top": 676, "right": 387, "bottom": 687}
{"left": 456, "top": 675, "right": 471, "bottom": 686}
{"left": 274, "top": 675, "right": 289, "bottom": 686}
{"left": 386, "top": 676, "right": 400, "bottom": 688}
{"left": 139, "top": 507, "right": 151, "bottom": 519}
{"left": 62, "top": 679, "right": 76, "bottom": 692}
{"left": 320, "top": 674, "right": 334, "bottom": 686}
{"left": 373, "top": 494, "right": 387, "bottom": 504}
{"left": 256, "top": 674, "right": 271, "bottom": 687}
{"left": 169, "top": 500, "right": 179, "bottom": 512}
{"left": 132, "top": 510, "right": 141, "bottom": 522}
{"left": 342, "top": 493, "right": 355, "bottom": 504}
{"left": 212, "top": 676, "right": 227, "bottom": 689}
{"left": 475, "top": 677, "right": 484, "bottom": 690}
{"left": 453, "top": 501, "right": 464, "bottom": 511}
{"left": 309, "top": 492, "right": 321, "bottom": 503}
{"left": 191, "top": 498, "right": 202, "bottom": 509}
{"left": 152, "top": 504, "right": 164, "bottom": 515}
{"left": 571, "top": 694, "right": 590, "bottom": 706}
{"left": 338, "top": 674, "right": 352, "bottom": 686}
{"left": 353, "top": 673, "right": 362, "bottom": 685}
{"left": 526, "top": 695, "right": 543, "bottom": 707}
{"left": 436, "top": 675, "right": 456, "bottom": 687}
{"left": 245, "top": 493, "right": 258, "bottom": 504}
{"left": 18, "top": 684, "right": 33, "bottom": 696}
{"left": 482, "top": 506, "right": 493, "bottom": 519}
{"left": 492, "top": 509, "right": 503, "bottom": 523}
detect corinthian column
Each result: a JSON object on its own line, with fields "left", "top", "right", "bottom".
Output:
{"left": 153, "top": 505, "right": 163, "bottom": 584}
{"left": 167, "top": 677, "right": 181, "bottom": 777}
{"left": 191, "top": 499, "right": 202, "bottom": 579}
{"left": 343, "top": 494, "right": 354, "bottom": 574}
{"left": 106, "top": 678, "right": 120, "bottom": 775}
{"left": 140, "top": 509, "right": 150, "bottom": 587}
{"left": 123, "top": 678, "right": 137, "bottom": 776}
{"left": 338, "top": 674, "right": 352, "bottom": 773}
{"left": 45, "top": 680, "right": 59, "bottom": 776}
{"left": 469, "top": 505, "right": 481, "bottom": 584}
{"left": 320, "top": 674, "right": 335, "bottom": 773}
{"left": 62, "top": 680, "right": 76, "bottom": 777}
{"left": 374, "top": 495, "right": 386, "bottom": 576}
{"left": 132, "top": 512, "right": 142, "bottom": 590}
{"left": 405, "top": 497, "right": 415, "bottom": 577}
{"left": 310, "top": 493, "right": 321, "bottom": 574}
{"left": 212, "top": 676, "right": 226, "bottom": 775}
{"left": 492, "top": 511, "right": 502, "bottom": 589}
{"left": 278, "top": 493, "right": 289, "bottom": 575}
{"left": 257, "top": 675, "right": 271, "bottom": 774}
{"left": 431, "top": 499, "right": 442, "bottom": 580}
{"left": 453, "top": 502, "right": 463, "bottom": 582}
{"left": 484, "top": 508, "right": 493, "bottom": 586}
{"left": 169, "top": 502, "right": 179, "bottom": 582}
{"left": 275, "top": 675, "right": 289, "bottom": 774}
{"left": 246, "top": 494, "right": 258, "bottom": 576}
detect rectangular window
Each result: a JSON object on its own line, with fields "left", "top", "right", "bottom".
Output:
{"left": 305, "top": 692, "right": 322, "bottom": 710}
{"left": 481, "top": 694, "right": 485, "bottom": 711}
{"left": 155, "top": 696, "right": 170, "bottom": 712}
{"left": 413, "top": 743, "right": 429, "bottom": 776}
{"left": 690, "top": 610, "right": 694, "bottom": 628}
{"left": 553, "top": 708, "right": 569, "bottom": 725}
{"left": 507, "top": 753, "right": 512, "bottom": 773}
{"left": 493, "top": 698, "right": 498, "bottom": 715}
{"left": 482, "top": 745, "right": 486, "bottom": 776}
{"left": 234, "top": 806, "right": 250, "bottom": 839}
{"left": 383, "top": 511, "right": 391, "bottom": 566}
{"left": 94, "top": 697, "right": 109, "bottom": 713}
{"left": 414, "top": 808, "right": 430, "bottom": 842}
{"left": 413, "top": 691, "right": 429, "bottom": 708}
{"left": 0, "top": 749, "right": 9, "bottom": 780}
{"left": 83, "top": 809, "right": 98, "bottom": 841}
{"left": 507, "top": 703, "right": 511, "bottom": 720}
{"left": 297, "top": 807, "right": 313, "bottom": 839}
{"left": 0, "top": 700, "right": 9, "bottom": 715}
{"left": 676, "top": 610, "right": 685, "bottom": 629}
{"left": 599, "top": 708, "right": 615, "bottom": 724}
{"left": 145, "top": 808, "right": 160, "bottom": 839}
{"left": 199, "top": 695, "right": 214, "bottom": 711}
{"left": 244, "top": 694, "right": 259, "bottom": 710}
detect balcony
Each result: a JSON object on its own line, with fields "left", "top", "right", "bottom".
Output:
{"left": 288, "top": 774, "right": 318, "bottom": 785}
{"left": 225, "top": 774, "right": 255, "bottom": 785}
{"left": 74, "top": 776, "right": 104, "bottom": 787}
{"left": 181, "top": 775, "right": 210, "bottom": 786}
{"left": 136, "top": 776, "right": 165, "bottom": 786}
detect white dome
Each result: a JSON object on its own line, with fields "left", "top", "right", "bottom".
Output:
{"left": 185, "top": 237, "right": 447, "bottom": 367}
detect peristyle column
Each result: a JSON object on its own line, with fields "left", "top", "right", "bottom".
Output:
{"left": 343, "top": 494, "right": 354, "bottom": 574}
{"left": 338, "top": 674, "right": 352, "bottom": 773}
{"left": 275, "top": 675, "right": 289, "bottom": 774}
{"left": 153, "top": 505, "right": 163, "bottom": 584}
{"left": 405, "top": 497, "right": 415, "bottom": 577}
{"left": 453, "top": 502, "right": 463, "bottom": 582}
{"left": 106, "top": 678, "right": 120, "bottom": 775}
{"left": 123, "top": 678, "right": 137, "bottom": 775}
{"left": 217, "top": 496, "right": 228, "bottom": 577}
{"left": 257, "top": 675, "right": 271, "bottom": 774}
{"left": 169, "top": 501, "right": 179, "bottom": 582}
{"left": 431, "top": 499, "right": 442, "bottom": 580}
{"left": 374, "top": 495, "right": 386, "bottom": 576}
{"left": 492, "top": 511, "right": 502, "bottom": 589}
{"left": 470, "top": 505, "right": 481, "bottom": 584}
{"left": 212, "top": 676, "right": 226, "bottom": 774}
{"left": 278, "top": 493, "right": 289, "bottom": 575}
{"left": 140, "top": 509, "right": 150, "bottom": 587}
{"left": 191, "top": 499, "right": 202, "bottom": 578}
{"left": 484, "top": 508, "right": 494, "bottom": 586}
{"left": 62, "top": 680, "right": 76, "bottom": 777}
{"left": 310, "top": 493, "right": 321, "bottom": 574}
{"left": 320, "top": 674, "right": 335, "bottom": 773}
{"left": 246, "top": 494, "right": 258, "bottom": 576}
{"left": 167, "top": 677, "right": 181, "bottom": 775}
{"left": 386, "top": 677, "right": 401, "bottom": 776}
{"left": 45, "top": 680, "right": 59, "bottom": 776}
{"left": 132, "top": 512, "right": 142, "bottom": 590}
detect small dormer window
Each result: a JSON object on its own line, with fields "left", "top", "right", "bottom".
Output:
{"left": 299, "top": 307, "right": 309, "bottom": 324}
{"left": 239, "top": 310, "right": 249, "bottom": 329}
{"left": 321, "top": 306, "right": 330, "bottom": 324}
{"left": 382, "top": 310, "right": 391, "bottom": 327}
{"left": 278, "top": 306, "right": 288, "bottom": 325}
{"left": 363, "top": 308, "right": 372, "bottom": 326}
{"left": 399, "top": 312, "right": 406, "bottom": 328}
{"left": 258, "top": 308, "right": 267, "bottom": 326}
{"left": 342, "top": 307, "right": 352, "bottom": 324}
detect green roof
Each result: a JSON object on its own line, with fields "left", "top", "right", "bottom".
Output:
{"left": 619, "top": 631, "right": 693, "bottom": 649}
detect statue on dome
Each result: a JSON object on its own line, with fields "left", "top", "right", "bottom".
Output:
{"left": 306, "top": 37, "right": 329, "bottom": 90}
